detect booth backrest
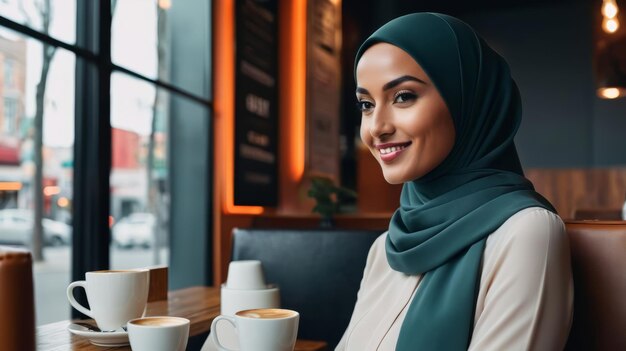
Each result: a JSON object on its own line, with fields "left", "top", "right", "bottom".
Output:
{"left": 231, "top": 228, "right": 382, "bottom": 349}
{"left": 564, "top": 220, "right": 626, "bottom": 350}
{"left": 573, "top": 208, "right": 622, "bottom": 220}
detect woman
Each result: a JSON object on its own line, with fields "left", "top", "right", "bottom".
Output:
{"left": 336, "top": 13, "right": 573, "bottom": 350}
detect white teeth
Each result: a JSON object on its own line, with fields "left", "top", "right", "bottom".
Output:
{"left": 379, "top": 145, "right": 407, "bottom": 155}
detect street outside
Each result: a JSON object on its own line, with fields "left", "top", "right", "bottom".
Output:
{"left": 33, "top": 246, "right": 169, "bottom": 325}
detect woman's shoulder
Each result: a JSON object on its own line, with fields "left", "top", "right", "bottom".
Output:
{"left": 366, "top": 231, "right": 389, "bottom": 259}
{"left": 500, "top": 206, "right": 565, "bottom": 237}
{"left": 485, "top": 206, "right": 567, "bottom": 259}
{"left": 510, "top": 206, "right": 563, "bottom": 223}
{"left": 373, "top": 231, "right": 388, "bottom": 246}
{"left": 361, "top": 231, "right": 397, "bottom": 277}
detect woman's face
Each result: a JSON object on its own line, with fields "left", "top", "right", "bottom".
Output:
{"left": 356, "top": 43, "right": 456, "bottom": 184}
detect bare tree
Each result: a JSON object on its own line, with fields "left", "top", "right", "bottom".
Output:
{"left": 20, "top": 0, "right": 56, "bottom": 261}
{"left": 23, "top": 0, "right": 122, "bottom": 261}
{"left": 148, "top": 3, "right": 170, "bottom": 265}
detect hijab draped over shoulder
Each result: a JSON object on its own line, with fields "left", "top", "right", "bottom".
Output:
{"left": 354, "top": 13, "right": 555, "bottom": 351}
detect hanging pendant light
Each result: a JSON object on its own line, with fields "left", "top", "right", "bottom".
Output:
{"left": 596, "top": 0, "right": 626, "bottom": 99}
{"left": 603, "top": 17, "right": 620, "bottom": 33}
{"left": 603, "top": 0, "right": 619, "bottom": 20}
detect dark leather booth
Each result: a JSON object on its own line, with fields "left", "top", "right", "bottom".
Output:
{"left": 232, "top": 221, "right": 626, "bottom": 350}
{"left": 231, "top": 228, "right": 382, "bottom": 349}
{"left": 573, "top": 208, "right": 622, "bottom": 221}
{"left": 564, "top": 220, "right": 626, "bottom": 350}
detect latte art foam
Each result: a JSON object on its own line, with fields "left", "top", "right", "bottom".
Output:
{"left": 130, "top": 317, "right": 188, "bottom": 327}
{"left": 237, "top": 308, "right": 297, "bottom": 319}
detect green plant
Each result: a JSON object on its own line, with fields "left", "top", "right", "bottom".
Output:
{"left": 307, "top": 177, "right": 357, "bottom": 220}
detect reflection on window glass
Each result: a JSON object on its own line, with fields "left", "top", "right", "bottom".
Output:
{"left": 0, "top": 27, "right": 75, "bottom": 325}
{"left": 0, "top": 0, "right": 76, "bottom": 45}
{"left": 110, "top": 72, "right": 169, "bottom": 269}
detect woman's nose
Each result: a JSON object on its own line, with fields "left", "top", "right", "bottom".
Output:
{"left": 369, "top": 108, "right": 394, "bottom": 138}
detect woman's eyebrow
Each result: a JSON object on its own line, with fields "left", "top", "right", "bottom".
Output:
{"left": 383, "top": 75, "right": 426, "bottom": 91}
{"left": 356, "top": 87, "right": 370, "bottom": 95}
{"left": 356, "top": 75, "right": 425, "bottom": 95}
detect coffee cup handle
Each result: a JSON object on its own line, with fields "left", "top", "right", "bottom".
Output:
{"left": 210, "top": 315, "right": 237, "bottom": 351}
{"left": 66, "top": 281, "right": 94, "bottom": 318}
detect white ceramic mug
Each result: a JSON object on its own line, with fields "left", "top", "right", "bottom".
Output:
{"left": 66, "top": 269, "right": 149, "bottom": 331}
{"left": 211, "top": 308, "right": 299, "bottom": 351}
{"left": 211, "top": 284, "right": 281, "bottom": 350}
{"left": 226, "top": 260, "right": 266, "bottom": 290}
{"left": 220, "top": 284, "right": 280, "bottom": 316}
{"left": 127, "top": 316, "right": 190, "bottom": 351}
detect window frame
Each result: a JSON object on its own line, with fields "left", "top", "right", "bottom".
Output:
{"left": 0, "top": 0, "right": 214, "bottom": 319}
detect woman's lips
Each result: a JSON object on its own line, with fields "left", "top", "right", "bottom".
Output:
{"left": 375, "top": 142, "right": 411, "bottom": 163}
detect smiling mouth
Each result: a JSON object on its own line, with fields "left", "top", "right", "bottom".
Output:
{"left": 377, "top": 142, "right": 411, "bottom": 154}
{"left": 380, "top": 145, "right": 408, "bottom": 155}
{"left": 375, "top": 142, "right": 411, "bottom": 162}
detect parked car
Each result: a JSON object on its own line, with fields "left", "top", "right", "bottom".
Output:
{"left": 0, "top": 209, "right": 72, "bottom": 246}
{"left": 112, "top": 213, "right": 156, "bottom": 249}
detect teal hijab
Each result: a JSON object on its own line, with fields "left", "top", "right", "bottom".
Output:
{"left": 354, "top": 13, "right": 555, "bottom": 350}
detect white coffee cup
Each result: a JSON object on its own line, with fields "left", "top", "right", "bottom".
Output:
{"left": 211, "top": 284, "right": 281, "bottom": 350}
{"left": 220, "top": 284, "right": 280, "bottom": 316}
{"left": 211, "top": 308, "right": 299, "bottom": 351}
{"left": 67, "top": 269, "right": 149, "bottom": 331}
{"left": 127, "top": 316, "right": 190, "bottom": 351}
{"left": 226, "top": 260, "right": 266, "bottom": 290}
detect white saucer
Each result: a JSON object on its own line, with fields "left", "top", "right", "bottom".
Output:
{"left": 67, "top": 323, "right": 130, "bottom": 347}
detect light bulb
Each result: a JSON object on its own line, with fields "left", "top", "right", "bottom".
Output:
{"left": 599, "top": 87, "right": 622, "bottom": 99}
{"left": 603, "top": 0, "right": 619, "bottom": 18}
{"left": 603, "top": 17, "right": 620, "bottom": 33}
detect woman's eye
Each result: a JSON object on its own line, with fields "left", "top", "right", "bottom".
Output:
{"left": 393, "top": 91, "right": 417, "bottom": 104}
{"left": 356, "top": 100, "right": 374, "bottom": 112}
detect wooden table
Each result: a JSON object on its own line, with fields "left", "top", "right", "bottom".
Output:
{"left": 36, "top": 286, "right": 327, "bottom": 351}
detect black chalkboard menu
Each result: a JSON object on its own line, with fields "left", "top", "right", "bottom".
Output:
{"left": 233, "top": 0, "right": 278, "bottom": 206}
{"left": 306, "top": 0, "right": 341, "bottom": 181}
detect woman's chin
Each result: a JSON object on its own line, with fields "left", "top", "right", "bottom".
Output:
{"left": 382, "top": 172, "right": 406, "bottom": 185}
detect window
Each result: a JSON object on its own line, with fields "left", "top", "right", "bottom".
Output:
{"left": 3, "top": 96, "right": 17, "bottom": 133}
{"left": 3, "top": 58, "right": 14, "bottom": 88}
{"left": 0, "top": 0, "right": 76, "bottom": 45}
{"left": 0, "top": 24, "right": 76, "bottom": 324}
{"left": 1, "top": 0, "right": 212, "bottom": 325}
{"left": 110, "top": 72, "right": 171, "bottom": 267}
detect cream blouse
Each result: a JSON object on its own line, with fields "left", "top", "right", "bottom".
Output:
{"left": 336, "top": 207, "right": 574, "bottom": 351}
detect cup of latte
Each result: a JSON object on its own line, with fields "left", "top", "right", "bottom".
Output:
{"left": 210, "top": 308, "right": 299, "bottom": 351}
{"left": 127, "top": 316, "right": 190, "bottom": 351}
{"left": 66, "top": 269, "right": 149, "bottom": 331}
